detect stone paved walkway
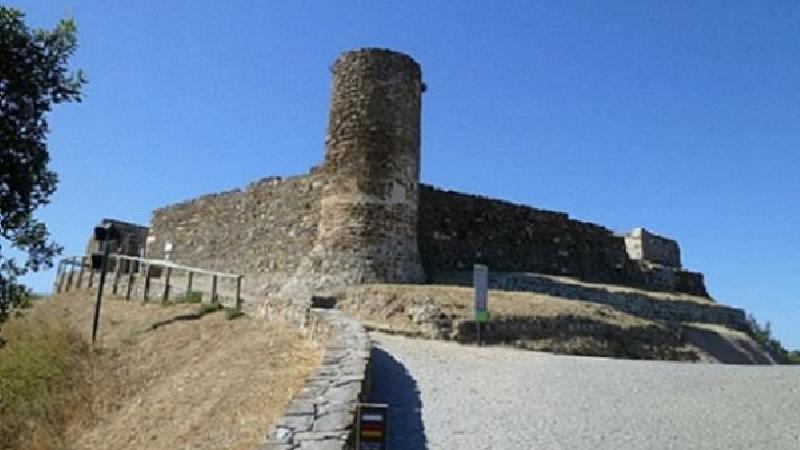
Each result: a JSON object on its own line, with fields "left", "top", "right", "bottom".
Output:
{"left": 368, "top": 332, "right": 800, "bottom": 450}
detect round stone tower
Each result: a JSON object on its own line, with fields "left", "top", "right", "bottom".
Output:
{"left": 312, "top": 48, "right": 425, "bottom": 286}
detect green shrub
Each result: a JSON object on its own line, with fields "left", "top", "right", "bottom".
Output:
{"left": 0, "top": 307, "right": 94, "bottom": 450}
{"left": 746, "top": 314, "right": 794, "bottom": 364}
{"left": 173, "top": 291, "right": 203, "bottom": 304}
{"left": 198, "top": 302, "right": 222, "bottom": 316}
{"left": 224, "top": 307, "right": 244, "bottom": 321}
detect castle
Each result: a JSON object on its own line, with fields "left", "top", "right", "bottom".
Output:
{"left": 133, "top": 49, "right": 708, "bottom": 301}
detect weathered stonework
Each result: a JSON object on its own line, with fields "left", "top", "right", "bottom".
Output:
{"left": 261, "top": 307, "right": 370, "bottom": 450}
{"left": 147, "top": 174, "right": 322, "bottom": 296}
{"left": 418, "top": 186, "right": 707, "bottom": 296}
{"left": 143, "top": 47, "right": 710, "bottom": 299}
{"left": 308, "top": 49, "right": 425, "bottom": 289}
{"left": 624, "top": 227, "right": 681, "bottom": 268}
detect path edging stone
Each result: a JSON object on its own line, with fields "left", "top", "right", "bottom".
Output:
{"left": 260, "top": 306, "right": 370, "bottom": 450}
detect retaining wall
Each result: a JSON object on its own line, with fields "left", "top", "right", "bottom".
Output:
{"left": 262, "top": 306, "right": 371, "bottom": 450}
{"left": 433, "top": 272, "right": 745, "bottom": 331}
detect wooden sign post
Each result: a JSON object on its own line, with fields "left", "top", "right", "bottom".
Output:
{"left": 91, "top": 223, "right": 119, "bottom": 344}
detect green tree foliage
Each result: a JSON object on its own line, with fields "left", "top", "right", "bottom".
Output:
{"left": 0, "top": 7, "right": 85, "bottom": 322}
{"left": 746, "top": 314, "right": 795, "bottom": 364}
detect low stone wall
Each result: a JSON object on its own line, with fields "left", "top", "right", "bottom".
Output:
{"left": 433, "top": 271, "right": 748, "bottom": 331}
{"left": 262, "top": 307, "right": 370, "bottom": 450}
{"left": 455, "top": 315, "right": 697, "bottom": 361}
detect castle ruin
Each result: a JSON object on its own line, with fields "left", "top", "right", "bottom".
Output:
{"left": 139, "top": 48, "right": 708, "bottom": 301}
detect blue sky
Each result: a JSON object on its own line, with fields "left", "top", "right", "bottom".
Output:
{"left": 9, "top": 1, "right": 799, "bottom": 349}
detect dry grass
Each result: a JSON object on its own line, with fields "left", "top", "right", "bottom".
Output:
{"left": 0, "top": 301, "right": 94, "bottom": 450}
{"left": 0, "top": 292, "right": 320, "bottom": 450}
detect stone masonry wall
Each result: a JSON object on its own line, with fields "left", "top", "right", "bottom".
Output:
{"left": 418, "top": 185, "right": 708, "bottom": 296}
{"left": 147, "top": 174, "right": 323, "bottom": 297}
{"left": 624, "top": 227, "right": 681, "bottom": 268}
{"left": 308, "top": 48, "right": 426, "bottom": 290}
{"left": 262, "top": 307, "right": 370, "bottom": 450}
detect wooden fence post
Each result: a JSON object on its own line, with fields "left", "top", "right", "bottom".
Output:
{"left": 162, "top": 267, "right": 172, "bottom": 304}
{"left": 59, "top": 262, "right": 68, "bottom": 293}
{"left": 76, "top": 256, "right": 86, "bottom": 289}
{"left": 112, "top": 256, "right": 122, "bottom": 295}
{"left": 186, "top": 271, "right": 193, "bottom": 295}
{"left": 54, "top": 259, "right": 64, "bottom": 294}
{"left": 87, "top": 256, "right": 94, "bottom": 289}
{"left": 126, "top": 263, "right": 135, "bottom": 300}
{"left": 210, "top": 275, "right": 218, "bottom": 305}
{"left": 235, "top": 276, "right": 243, "bottom": 312}
{"left": 143, "top": 264, "right": 151, "bottom": 303}
{"left": 66, "top": 257, "right": 76, "bottom": 292}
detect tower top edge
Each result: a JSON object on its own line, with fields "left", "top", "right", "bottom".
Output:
{"left": 333, "top": 48, "right": 421, "bottom": 73}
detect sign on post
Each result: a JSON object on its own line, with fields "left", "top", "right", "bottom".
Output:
{"left": 356, "top": 403, "right": 388, "bottom": 450}
{"left": 473, "top": 264, "right": 489, "bottom": 322}
{"left": 92, "top": 224, "right": 116, "bottom": 343}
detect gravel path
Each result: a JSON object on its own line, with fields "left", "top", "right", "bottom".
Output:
{"left": 368, "top": 332, "right": 800, "bottom": 450}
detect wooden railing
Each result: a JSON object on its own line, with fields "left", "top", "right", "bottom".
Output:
{"left": 53, "top": 254, "right": 244, "bottom": 311}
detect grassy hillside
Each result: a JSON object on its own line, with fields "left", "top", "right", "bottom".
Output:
{"left": 0, "top": 292, "right": 319, "bottom": 450}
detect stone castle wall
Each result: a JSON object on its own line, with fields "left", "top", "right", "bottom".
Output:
{"left": 145, "top": 179, "right": 707, "bottom": 298}
{"left": 624, "top": 227, "right": 681, "bottom": 268}
{"left": 418, "top": 186, "right": 707, "bottom": 296}
{"left": 142, "top": 47, "right": 709, "bottom": 299}
{"left": 309, "top": 49, "right": 425, "bottom": 288}
{"left": 146, "top": 174, "right": 323, "bottom": 296}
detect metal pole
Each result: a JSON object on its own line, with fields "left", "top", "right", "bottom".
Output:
{"left": 92, "top": 241, "right": 111, "bottom": 344}
{"left": 210, "top": 275, "right": 218, "bottom": 305}
{"left": 162, "top": 267, "right": 171, "bottom": 303}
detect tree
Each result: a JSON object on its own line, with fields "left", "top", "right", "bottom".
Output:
{"left": 0, "top": 7, "right": 86, "bottom": 322}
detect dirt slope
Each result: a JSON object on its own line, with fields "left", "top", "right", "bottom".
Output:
{"left": 44, "top": 293, "right": 320, "bottom": 450}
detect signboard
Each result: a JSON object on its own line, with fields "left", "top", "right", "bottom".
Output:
{"left": 473, "top": 264, "right": 489, "bottom": 322}
{"left": 164, "top": 241, "right": 173, "bottom": 261}
{"left": 357, "top": 403, "right": 388, "bottom": 450}
{"left": 93, "top": 224, "right": 119, "bottom": 242}
{"left": 91, "top": 252, "right": 104, "bottom": 270}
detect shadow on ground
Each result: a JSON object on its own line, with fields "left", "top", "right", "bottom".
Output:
{"left": 368, "top": 346, "right": 428, "bottom": 449}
